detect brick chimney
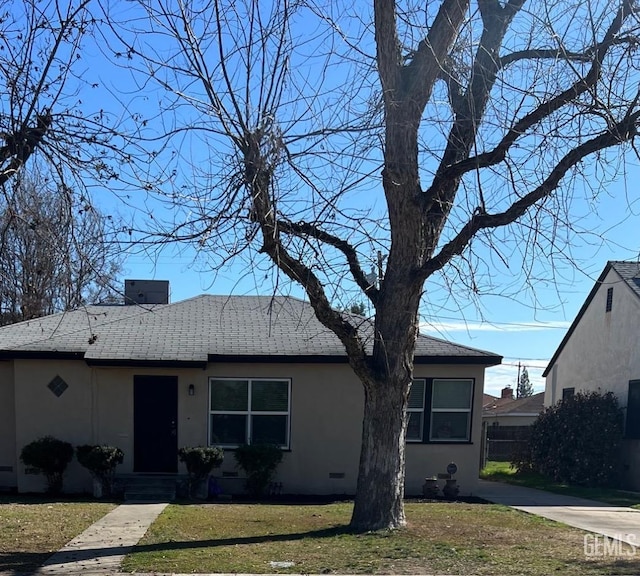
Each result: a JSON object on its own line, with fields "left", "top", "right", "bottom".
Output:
{"left": 501, "top": 386, "right": 514, "bottom": 400}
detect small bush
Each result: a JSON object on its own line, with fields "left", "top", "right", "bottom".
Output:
{"left": 76, "top": 445, "right": 124, "bottom": 496}
{"left": 20, "top": 436, "right": 74, "bottom": 494}
{"left": 512, "top": 391, "right": 623, "bottom": 487}
{"left": 178, "top": 446, "right": 224, "bottom": 497}
{"left": 234, "top": 443, "right": 282, "bottom": 497}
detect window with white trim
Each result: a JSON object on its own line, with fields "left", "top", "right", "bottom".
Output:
{"left": 407, "top": 379, "right": 426, "bottom": 441}
{"left": 209, "top": 378, "right": 290, "bottom": 448}
{"left": 429, "top": 379, "right": 473, "bottom": 441}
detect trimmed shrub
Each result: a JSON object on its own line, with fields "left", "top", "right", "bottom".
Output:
{"left": 178, "top": 446, "right": 224, "bottom": 497}
{"left": 76, "top": 445, "right": 124, "bottom": 496}
{"left": 234, "top": 443, "right": 282, "bottom": 497}
{"left": 20, "top": 436, "right": 74, "bottom": 494}
{"left": 512, "top": 391, "right": 623, "bottom": 487}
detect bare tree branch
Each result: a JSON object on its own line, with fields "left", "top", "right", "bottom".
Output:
{"left": 421, "top": 112, "right": 640, "bottom": 280}
{"left": 278, "top": 220, "right": 380, "bottom": 304}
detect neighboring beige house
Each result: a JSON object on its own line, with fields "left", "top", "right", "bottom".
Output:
{"left": 0, "top": 282, "right": 501, "bottom": 496}
{"left": 543, "top": 261, "right": 640, "bottom": 488}
{"left": 483, "top": 389, "right": 544, "bottom": 428}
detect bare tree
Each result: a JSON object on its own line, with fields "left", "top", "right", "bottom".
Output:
{"left": 0, "top": 173, "right": 121, "bottom": 324}
{"left": 1, "top": 1, "right": 106, "bottom": 182}
{"left": 106, "top": 0, "right": 640, "bottom": 530}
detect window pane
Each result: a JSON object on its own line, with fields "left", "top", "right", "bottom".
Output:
{"left": 407, "top": 411, "right": 423, "bottom": 441}
{"left": 430, "top": 412, "right": 470, "bottom": 440}
{"left": 432, "top": 380, "right": 472, "bottom": 409}
{"left": 211, "top": 380, "right": 248, "bottom": 411}
{"left": 252, "top": 380, "right": 289, "bottom": 411}
{"left": 252, "top": 415, "right": 287, "bottom": 446}
{"left": 211, "top": 414, "right": 247, "bottom": 444}
{"left": 408, "top": 380, "right": 425, "bottom": 409}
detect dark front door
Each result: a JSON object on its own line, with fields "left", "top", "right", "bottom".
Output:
{"left": 134, "top": 375, "right": 178, "bottom": 473}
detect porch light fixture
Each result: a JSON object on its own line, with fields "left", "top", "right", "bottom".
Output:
{"left": 188, "top": 384, "right": 195, "bottom": 396}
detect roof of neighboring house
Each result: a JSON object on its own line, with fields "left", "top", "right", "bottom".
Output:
{"left": 543, "top": 261, "right": 640, "bottom": 376}
{"left": 0, "top": 295, "right": 502, "bottom": 367}
{"left": 483, "top": 393, "right": 499, "bottom": 409}
{"left": 483, "top": 392, "right": 544, "bottom": 417}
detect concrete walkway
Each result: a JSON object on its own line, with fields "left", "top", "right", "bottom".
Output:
{"left": 32, "top": 502, "right": 167, "bottom": 575}
{"left": 475, "top": 479, "right": 640, "bottom": 547}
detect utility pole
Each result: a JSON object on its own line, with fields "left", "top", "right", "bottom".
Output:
{"left": 516, "top": 362, "right": 521, "bottom": 397}
{"left": 377, "top": 250, "right": 386, "bottom": 287}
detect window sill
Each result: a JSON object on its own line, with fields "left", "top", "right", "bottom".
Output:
{"left": 407, "top": 440, "right": 473, "bottom": 445}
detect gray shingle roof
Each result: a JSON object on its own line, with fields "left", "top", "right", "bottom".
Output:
{"left": 483, "top": 392, "right": 544, "bottom": 416}
{"left": 0, "top": 295, "right": 501, "bottom": 365}
{"left": 610, "top": 261, "right": 640, "bottom": 299}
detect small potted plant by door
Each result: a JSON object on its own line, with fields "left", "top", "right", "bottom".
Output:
{"left": 178, "top": 446, "right": 224, "bottom": 499}
{"left": 76, "top": 445, "right": 124, "bottom": 498}
{"left": 422, "top": 476, "right": 439, "bottom": 498}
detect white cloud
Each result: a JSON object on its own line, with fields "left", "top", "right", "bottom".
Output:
{"left": 484, "top": 362, "right": 547, "bottom": 397}
{"left": 420, "top": 320, "right": 571, "bottom": 334}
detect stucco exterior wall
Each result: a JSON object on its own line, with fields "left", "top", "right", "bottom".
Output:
{"left": 545, "top": 267, "right": 640, "bottom": 406}
{"left": 7, "top": 359, "right": 487, "bottom": 496}
{"left": 544, "top": 267, "right": 640, "bottom": 488}
{"left": 14, "top": 359, "right": 93, "bottom": 492}
{"left": 0, "top": 361, "right": 16, "bottom": 487}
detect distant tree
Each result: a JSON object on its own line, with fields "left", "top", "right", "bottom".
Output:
{"left": 348, "top": 302, "right": 367, "bottom": 316}
{"left": 0, "top": 174, "right": 121, "bottom": 324}
{"left": 517, "top": 366, "right": 534, "bottom": 398}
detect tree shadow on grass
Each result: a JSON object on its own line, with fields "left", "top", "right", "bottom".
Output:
{"left": 0, "top": 525, "right": 352, "bottom": 575}
{"left": 1, "top": 551, "right": 56, "bottom": 575}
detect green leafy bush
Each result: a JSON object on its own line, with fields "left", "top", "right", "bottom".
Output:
{"left": 20, "top": 436, "right": 74, "bottom": 494}
{"left": 512, "top": 391, "right": 623, "bottom": 487}
{"left": 76, "top": 445, "right": 124, "bottom": 496}
{"left": 234, "top": 443, "right": 283, "bottom": 497}
{"left": 178, "top": 446, "right": 224, "bottom": 497}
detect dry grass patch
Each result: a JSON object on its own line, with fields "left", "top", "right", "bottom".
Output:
{"left": 0, "top": 497, "right": 115, "bottom": 573}
{"left": 122, "top": 501, "right": 640, "bottom": 575}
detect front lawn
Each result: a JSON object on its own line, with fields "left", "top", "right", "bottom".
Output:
{"left": 122, "top": 501, "right": 640, "bottom": 575}
{"left": 481, "top": 461, "right": 640, "bottom": 509}
{"left": 0, "top": 496, "right": 115, "bottom": 573}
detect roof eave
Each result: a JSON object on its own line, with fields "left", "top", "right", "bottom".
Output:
{"left": 542, "top": 261, "right": 622, "bottom": 377}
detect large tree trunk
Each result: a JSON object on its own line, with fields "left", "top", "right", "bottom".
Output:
{"left": 350, "top": 374, "right": 409, "bottom": 530}
{"left": 350, "top": 281, "right": 421, "bottom": 531}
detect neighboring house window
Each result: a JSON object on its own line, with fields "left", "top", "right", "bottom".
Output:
{"left": 406, "top": 378, "right": 474, "bottom": 443}
{"left": 562, "top": 387, "right": 575, "bottom": 400}
{"left": 209, "top": 378, "right": 290, "bottom": 448}
{"left": 626, "top": 380, "right": 640, "bottom": 439}
{"left": 430, "top": 379, "right": 473, "bottom": 441}
{"left": 606, "top": 287, "right": 613, "bottom": 312}
{"left": 407, "top": 379, "right": 426, "bottom": 442}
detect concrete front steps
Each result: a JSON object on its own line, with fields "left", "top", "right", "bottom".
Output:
{"left": 117, "top": 474, "right": 179, "bottom": 502}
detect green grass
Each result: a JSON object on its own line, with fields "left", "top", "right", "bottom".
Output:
{"left": 0, "top": 495, "right": 115, "bottom": 573}
{"left": 481, "top": 461, "right": 640, "bottom": 509}
{"left": 122, "top": 501, "right": 640, "bottom": 575}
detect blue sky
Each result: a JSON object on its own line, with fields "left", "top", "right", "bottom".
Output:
{"left": 29, "top": 1, "right": 640, "bottom": 397}
{"left": 118, "top": 175, "right": 640, "bottom": 398}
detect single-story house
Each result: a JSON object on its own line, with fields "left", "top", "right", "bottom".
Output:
{"left": 0, "top": 281, "right": 501, "bottom": 496}
{"left": 543, "top": 260, "right": 640, "bottom": 488}
{"left": 483, "top": 389, "right": 544, "bottom": 428}
{"left": 482, "top": 389, "right": 544, "bottom": 462}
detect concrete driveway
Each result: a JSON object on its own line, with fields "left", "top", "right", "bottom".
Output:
{"left": 475, "top": 479, "right": 640, "bottom": 547}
